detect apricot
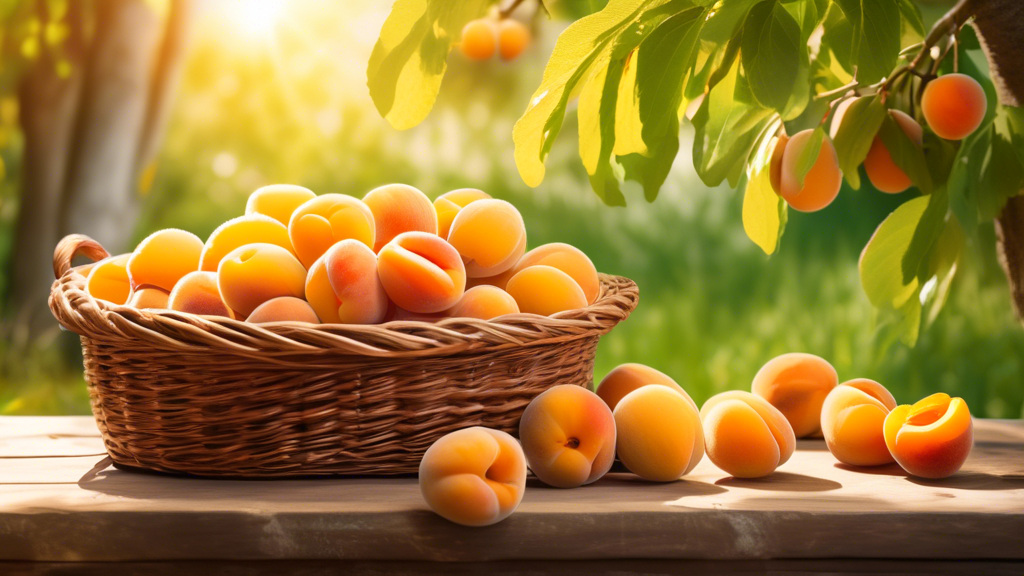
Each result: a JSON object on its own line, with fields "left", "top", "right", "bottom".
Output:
{"left": 245, "top": 184, "right": 316, "bottom": 226}
{"left": 498, "top": 19, "right": 530, "bottom": 61}
{"left": 447, "top": 285, "right": 519, "bottom": 320}
{"left": 419, "top": 426, "right": 526, "bottom": 527}
{"left": 821, "top": 379, "right": 898, "bottom": 467}
{"left": 199, "top": 214, "right": 294, "bottom": 272}
{"left": 217, "top": 243, "right": 307, "bottom": 317}
{"left": 363, "top": 184, "right": 437, "bottom": 253}
{"left": 864, "top": 110, "right": 923, "bottom": 194}
{"left": 167, "top": 271, "right": 233, "bottom": 318}
{"left": 921, "top": 73, "right": 987, "bottom": 141}
{"left": 86, "top": 254, "right": 131, "bottom": 305}
{"left": 614, "top": 385, "right": 704, "bottom": 482}
{"left": 127, "top": 286, "right": 169, "bottom": 310}
{"left": 595, "top": 363, "right": 698, "bottom": 412}
{"left": 511, "top": 243, "right": 599, "bottom": 305}
{"left": 465, "top": 267, "right": 517, "bottom": 291}
{"left": 127, "top": 228, "right": 203, "bottom": 291}
{"left": 751, "top": 353, "right": 838, "bottom": 438}
{"left": 247, "top": 296, "right": 320, "bottom": 324}
{"left": 505, "top": 265, "right": 587, "bottom": 316}
{"left": 288, "top": 194, "right": 376, "bottom": 268}
{"left": 519, "top": 385, "right": 616, "bottom": 488}
{"left": 884, "top": 393, "right": 973, "bottom": 479}
{"left": 700, "top": 390, "right": 796, "bottom": 478}
{"left": 460, "top": 18, "right": 497, "bottom": 61}
{"left": 768, "top": 133, "right": 789, "bottom": 194}
{"left": 434, "top": 188, "right": 491, "bottom": 239}
{"left": 377, "top": 231, "right": 466, "bottom": 313}
{"left": 447, "top": 199, "right": 526, "bottom": 277}
{"left": 827, "top": 96, "right": 857, "bottom": 140}
{"left": 305, "top": 239, "right": 389, "bottom": 324}
{"left": 778, "top": 129, "right": 842, "bottom": 212}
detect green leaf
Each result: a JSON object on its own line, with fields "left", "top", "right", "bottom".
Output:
{"left": 923, "top": 131, "right": 958, "bottom": 187}
{"left": 367, "top": 0, "right": 494, "bottom": 130}
{"left": 901, "top": 186, "right": 948, "bottom": 284}
{"left": 614, "top": 49, "right": 647, "bottom": 157}
{"left": 541, "top": 0, "right": 611, "bottom": 20}
{"left": 832, "top": 95, "right": 886, "bottom": 190}
{"left": 742, "top": 123, "right": 787, "bottom": 254}
{"left": 921, "top": 217, "right": 963, "bottom": 327}
{"left": 637, "top": 6, "right": 704, "bottom": 147}
{"left": 741, "top": 1, "right": 802, "bottom": 112}
{"left": 825, "top": 0, "right": 901, "bottom": 83}
{"left": 579, "top": 59, "right": 628, "bottom": 206}
{"left": 896, "top": 0, "right": 924, "bottom": 42}
{"left": 877, "top": 111, "right": 933, "bottom": 194}
{"left": 786, "top": 126, "right": 825, "bottom": 192}
{"left": 860, "top": 195, "right": 928, "bottom": 310}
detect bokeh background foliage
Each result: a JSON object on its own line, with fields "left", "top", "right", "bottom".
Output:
{"left": 0, "top": 0, "right": 1021, "bottom": 418}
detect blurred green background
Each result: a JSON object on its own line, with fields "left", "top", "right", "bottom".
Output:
{"left": 0, "top": 1, "right": 1021, "bottom": 417}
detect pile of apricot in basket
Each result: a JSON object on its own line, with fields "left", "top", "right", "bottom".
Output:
{"left": 420, "top": 353, "right": 974, "bottom": 526}
{"left": 84, "top": 184, "right": 601, "bottom": 323}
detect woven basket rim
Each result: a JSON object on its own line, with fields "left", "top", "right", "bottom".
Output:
{"left": 49, "top": 234, "right": 640, "bottom": 359}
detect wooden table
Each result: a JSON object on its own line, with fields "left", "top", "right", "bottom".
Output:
{"left": 2, "top": 416, "right": 1023, "bottom": 575}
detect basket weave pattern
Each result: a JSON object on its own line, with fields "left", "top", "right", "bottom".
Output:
{"left": 49, "top": 234, "right": 639, "bottom": 476}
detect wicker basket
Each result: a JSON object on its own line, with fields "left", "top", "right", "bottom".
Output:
{"left": 48, "top": 234, "right": 639, "bottom": 477}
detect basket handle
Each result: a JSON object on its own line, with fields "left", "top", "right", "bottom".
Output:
{"left": 53, "top": 234, "right": 110, "bottom": 279}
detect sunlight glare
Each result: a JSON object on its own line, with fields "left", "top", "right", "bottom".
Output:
{"left": 232, "top": 0, "right": 287, "bottom": 37}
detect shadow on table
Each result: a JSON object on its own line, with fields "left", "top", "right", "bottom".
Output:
{"left": 905, "top": 471, "right": 1024, "bottom": 491}
{"left": 714, "top": 472, "right": 842, "bottom": 492}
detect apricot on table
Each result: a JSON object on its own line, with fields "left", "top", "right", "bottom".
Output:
{"left": 519, "top": 385, "right": 616, "bottom": 488}
{"left": 884, "top": 393, "right": 973, "bottom": 479}
{"left": 447, "top": 199, "right": 526, "bottom": 277}
{"left": 199, "top": 214, "right": 295, "bottom": 272}
{"left": 167, "top": 271, "right": 233, "bottom": 318}
{"left": 595, "top": 363, "right": 698, "bottom": 413}
{"left": 217, "top": 243, "right": 307, "bottom": 317}
{"left": 288, "top": 194, "right": 376, "bottom": 268}
{"left": 419, "top": 426, "right": 526, "bottom": 527}
{"left": 505, "top": 265, "right": 587, "bottom": 316}
{"left": 247, "top": 296, "right": 320, "bottom": 324}
{"left": 434, "top": 188, "right": 491, "bottom": 239}
{"left": 700, "top": 390, "right": 796, "bottom": 478}
{"left": 363, "top": 184, "right": 438, "bottom": 253}
{"left": 86, "top": 254, "right": 131, "bottom": 305}
{"left": 614, "top": 385, "right": 704, "bottom": 482}
{"left": 921, "top": 73, "right": 987, "bottom": 141}
{"left": 751, "top": 352, "right": 838, "bottom": 438}
{"left": 497, "top": 19, "right": 530, "bottom": 61}
{"left": 777, "top": 129, "right": 842, "bottom": 212}
{"left": 460, "top": 18, "right": 497, "bottom": 61}
{"left": 821, "top": 378, "right": 898, "bottom": 467}
{"left": 305, "top": 239, "right": 389, "bottom": 324}
{"left": 245, "top": 184, "right": 316, "bottom": 226}
{"left": 864, "top": 110, "right": 923, "bottom": 194}
{"left": 377, "top": 231, "right": 466, "bottom": 313}
{"left": 511, "top": 243, "right": 599, "bottom": 305}
{"left": 447, "top": 285, "right": 519, "bottom": 320}
{"left": 127, "top": 228, "right": 203, "bottom": 291}
{"left": 127, "top": 286, "right": 169, "bottom": 310}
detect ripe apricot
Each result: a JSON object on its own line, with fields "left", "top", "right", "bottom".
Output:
{"left": 245, "top": 184, "right": 316, "bottom": 226}
{"left": 419, "top": 426, "right": 526, "bottom": 527}
{"left": 751, "top": 353, "right": 838, "bottom": 438}
{"left": 498, "top": 19, "right": 530, "bottom": 61}
{"left": 700, "top": 390, "right": 796, "bottom": 478}
{"left": 447, "top": 199, "right": 526, "bottom": 277}
{"left": 768, "top": 133, "right": 789, "bottom": 194}
{"left": 505, "top": 265, "right": 587, "bottom": 316}
{"left": 363, "top": 184, "right": 437, "bottom": 253}
{"left": 217, "top": 243, "right": 307, "bottom": 318}
{"left": 86, "top": 254, "right": 131, "bottom": 305}
{"left": 288, "top": 194, "right": 376, "bottom": 268}
{"left": 127, "top": 228, "right": 203, "bottom": 291}
{"left": 305, "top": 240, "right": 389, "bottom": 324}
{"left": 377, "top": 231, "right": 466, "bottom": 313}
{"left": 460, "top": 19, "right": 497, "bottom": 61}
{"left": 864, "top": 110, "right": 923, "bottom": 194}
{"left": 921, "top": 73, "right": 987, "bottom": 141}
{"left": 247, "top": 297, "right": 320, "bottom": 324}
{"left": 199, "top": 214, "right": 294, "bottom": 272}
{"left": 884, "top": 393, "right": 973, "bottom": 479}
{"left": 519, "top": 385, "right": 616, "bottom": 488}
{"left": 821, "top": 379, "right": 898, "bottom": 467}
{"left": 595, "top": 363, "right": 698, "bottom": 412}
{"left": 434, "top": 188, "right": 491, "bottom": 239}
{"left": 127, "top": 286, "right": 169, "bottom": 310}
{"left": 465, "top": 267, "right": 517, "bottom": 291}
{"left": 511, "top": 243, "right": 599, "bottom": 305}
{"left": 778, "top": 130, "right": 842, "bottom": 212}
{"left": 614, "top": 385, "right": 704, "bottom": 482}
{"left": 167, "top": 271, "right": 233, "bottom": 318}
{"left": 447, "top": 285, "right": 519, "bottom": 320}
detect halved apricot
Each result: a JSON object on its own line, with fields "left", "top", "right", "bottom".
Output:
{"left": 883, "top": 393, "right": 973, "bottom": 479}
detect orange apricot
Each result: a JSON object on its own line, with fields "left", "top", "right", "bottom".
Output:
{"left": 460, "top": 19, "right": 497, "bottom": 61}
{"left": 305, "top": 239, "right": 389, "bottom": 324}
{"left": 447, "top": 199, "right": 526, "bottom": 277}
{"left": 700, "top": 390, "right": 796, "bottom": 478}
{"left": 247, "top": 296, "right": 320, "bottom": 324}
{"left": 614, "top": 385, "right": 704, "bottom": 482}
{"left": 245, "top": 184, "right": 316, "bottom": 226}
{"left": 86, "top": 254, "right": 131, "bottom": 305}
{"left": 127, "top": 229, "right": 203, "bottom": 291}
{"left": 377, "top": 231, "right": 466, "bottom": 313}
{"left": 751, "top": 353, "right": 838, "bottom": 438}
{"left": 465, "top": 267, "right": 518, "bottom": 291}
{"left": 778, "top": 130, "right": 842, "bottom": 212}
{"left": 419, "top": 426, "right": 526, "bottom": 526}
{"left": 288, "top": 194, "right": 375, "bottom": 268}
{"left": 864, "top": 110, "right": 923, "bottom": 194}
{"left": 127, "top": 286, "right": 169, "bottom": 310}
{"left": 434, "top": 188, "right": 491, "bottom": 239}
{"left": 199, "top": 214, "right": 294, "bottom": 272}
{"left": 363, "top": 184, "right": 438, "bottom": 253}
{"left": 447, "top": 285, "right": 519, "bottom": 320}
{"left": 883, "top": 393, "right": 973, "bottom": 479}
{"left": 768, "top": 133, "right": 789, "bottom": 194}
{"left": 595, "top": 363, "right": 698, "bottom": 413}
{"left": 217, "top": 243, "right": 307, "bottom": 317}
{"left": 921, "top": 73, "right": 987, "bottom": 141}
{"left": 505, "top": 265, "right": 587, "bottom": 316}
{"left": 497, "top": 19, "right": 530, "bottom": 61}
{"left": 821, "top": 378, "right": 898, "bottom": 467}
{"left": 519, "top": 385, "right": 616, "bottom": 488}
{"left": 511, "top": 243, "right": 599, "bottom": 305}
{"left": 167, "top": 271, "right": 233, "bottom": 318}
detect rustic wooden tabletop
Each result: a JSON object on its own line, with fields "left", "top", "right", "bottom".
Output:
{"left": 2, "top": 416, "right": 1022, "bottom": 575}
